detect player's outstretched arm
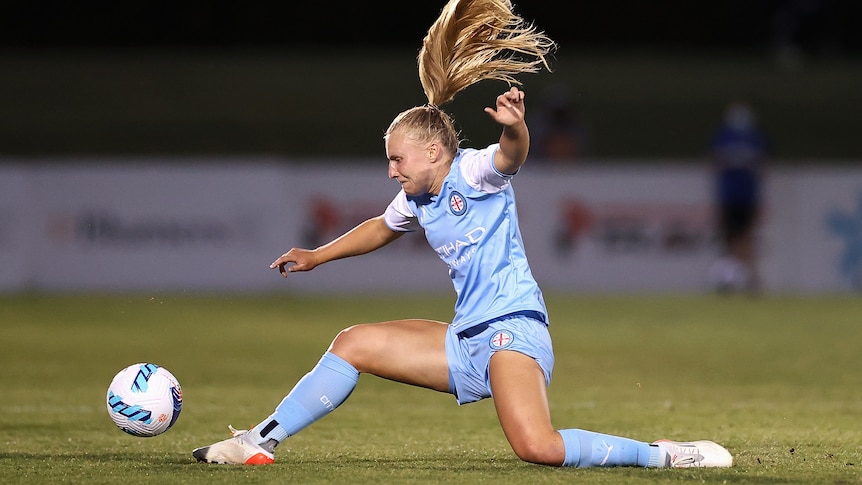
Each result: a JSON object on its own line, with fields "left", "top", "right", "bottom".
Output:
{"left": 270, "top": 215, "right": 402, "bottom": 277}
{"left": 485, "top": 87, "right": 530, "bottom": 175}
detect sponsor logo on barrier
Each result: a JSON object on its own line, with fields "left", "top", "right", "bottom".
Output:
{"left": 303, "top": 196, "right": 429, "bottom": 252}
{"left": 825, "top": 191, "right": 862, "bottom": 289}
{"left": 553, "top": 197, "right": 714, "bottom": 257}
{"left": 49, "top": 211, "right": 232, "bottom": 247}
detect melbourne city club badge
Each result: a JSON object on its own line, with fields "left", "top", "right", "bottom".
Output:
{"left": 449, "top": 191, "right": 467, "bottom": 216}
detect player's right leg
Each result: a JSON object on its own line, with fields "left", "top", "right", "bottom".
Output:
{"left": 489, "top": 350, "right": 663, "bottom": 468}
{"left": 484, "top": 318, "right": 732, "bottom": 469}
{"left": 193, "top": 319, "right": 450, "bottom": 465}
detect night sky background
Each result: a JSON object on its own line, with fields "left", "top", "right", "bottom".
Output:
{"left": 3, "top": 1, "right": 859, "bottom": 54}
{"left": 1, "top": 1, "right": 859, "bottom": 159}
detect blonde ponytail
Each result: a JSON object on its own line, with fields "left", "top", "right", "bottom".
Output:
{"left": 386, "top": 0, "right": 554, "bottom": 155}
{"left": 418, "top": 0, "right": 556, "bottom": 106}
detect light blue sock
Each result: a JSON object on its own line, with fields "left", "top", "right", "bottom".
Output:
{"left": 559, "top": 429, "right": 663, "bottom": 467}
{"left": 252, "top": 352, "right": 359, "bottom": 444}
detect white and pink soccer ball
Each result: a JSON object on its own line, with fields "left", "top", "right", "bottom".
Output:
{"left": 106, "top": 363, "right": 183, "bottom": 437}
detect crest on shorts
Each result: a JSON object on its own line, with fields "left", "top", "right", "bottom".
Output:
{"left": 449, "top": 191, "right": 467, "bottom": 216}
{"left": 489, "top": 330, "right": 514, "bottom": 350}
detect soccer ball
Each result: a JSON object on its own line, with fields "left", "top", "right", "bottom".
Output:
{"left": 106, "top": 363, "right": 183, "bottom": 437}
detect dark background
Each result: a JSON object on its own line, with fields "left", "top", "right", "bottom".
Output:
{"left": 1, "top": 0, "right": 860, "bottom": 161}
{"left": 3, "top": 1, "right": 860, "bottom": 52}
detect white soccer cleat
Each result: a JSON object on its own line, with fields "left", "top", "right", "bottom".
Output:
{"left": 653, "top": 439, "right": 733, "bottom": 468}
{"left": 192, "top": 425, "right": 275, "bottom": 465}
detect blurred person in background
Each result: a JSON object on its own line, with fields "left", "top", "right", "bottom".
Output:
{"left": 707, "top": 101, "right": 770, "bottom": 294}
{"left": 529, "top": 83, "right": 588, "bottom": 164}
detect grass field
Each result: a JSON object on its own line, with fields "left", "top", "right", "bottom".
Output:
{"left": 1, "top": 293, "right": 860, "bottom": 484}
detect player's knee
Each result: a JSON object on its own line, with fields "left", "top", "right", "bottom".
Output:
{"left": 509, "top": 439, "right": 563, "bottom": 467}
{"left": 328, "top": 324, "right": 363, "bottom": 353}
{"left": 328, "top": 324, "right": 376, "bottom": 368}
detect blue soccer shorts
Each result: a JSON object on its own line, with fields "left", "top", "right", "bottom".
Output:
{"left": 444, "top": 312, "right": 555, "bottom": 405}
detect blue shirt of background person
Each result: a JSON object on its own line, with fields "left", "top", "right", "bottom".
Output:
{"left": 710, "top": 102, "right": 770, "bottom": 207}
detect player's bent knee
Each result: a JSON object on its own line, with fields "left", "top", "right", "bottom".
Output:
{"left": 509, "top": 440, "right": 564, "bottom": 467}
{"left": 328, "top": 325, "right": 363, "bottom": 353}
{"left": 328, "top": 324, "right": 377, "bottom": 369}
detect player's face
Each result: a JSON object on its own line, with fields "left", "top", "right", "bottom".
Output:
{"left": 385, "top": 131, "right": 439, "bottom": 196}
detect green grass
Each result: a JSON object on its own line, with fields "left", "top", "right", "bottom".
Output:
{"left": 1, "top": 293, "right": 861, "bottom": 484}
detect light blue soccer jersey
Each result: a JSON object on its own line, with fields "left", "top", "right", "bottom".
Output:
{"left": 383, "top": 144, "right": 547, "bottom": 332}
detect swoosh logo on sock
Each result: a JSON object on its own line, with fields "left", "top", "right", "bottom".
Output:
{"left": 600, "top": 441, "right": 614, "bottom": 466}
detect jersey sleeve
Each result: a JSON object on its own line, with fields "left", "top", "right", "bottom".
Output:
{"left": 459, "top": 143, "right": 514, "bottom": 194}
{"left": 382, "top": 190, "right": 420, "bottom": 232}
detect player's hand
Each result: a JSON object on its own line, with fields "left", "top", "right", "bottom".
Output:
{"left": 484, "top": 87, "right": 526, "bottom": 127}
{"left": 270, "top": 248, "right": 319, "bottom": 277}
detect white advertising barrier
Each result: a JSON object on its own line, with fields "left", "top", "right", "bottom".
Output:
{"left": 1, "top": 161, "right": 292, "bottom": 292}
{"left": 514, "top": 164, "right": 717, "bottom": 292}
{"left": 0, "top": 164, "right": 32, "bottom": 290}
{"left": 0, "top": 160, "right": 860, "bottom": 293}
{"left": 0, "top": 161, "right": 449, "bottom": 293}
{"left": 759, "top": 166, "right": 862, "bottom": 292}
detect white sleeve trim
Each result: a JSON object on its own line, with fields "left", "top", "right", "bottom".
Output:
{"left": 459, "top": 144, "right": 512, "bottom": 194}
{"left": 383, "top": 190, "right": 420, "bottom": 232}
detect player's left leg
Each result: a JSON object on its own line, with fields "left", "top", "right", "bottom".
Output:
{"left": 193, "top": 318, "right": 450, "bottom": 465}
{"left": 192, "top": 349, "right": 362, "bottom": 465}
{"left": 328, "top": 318, "right": 450, "bottom": 391}
{"left": 262, "top": 318, "right": 450, "bottom": 441}
{"left": 489, "top": 350, "right": 665, "bottom": 468}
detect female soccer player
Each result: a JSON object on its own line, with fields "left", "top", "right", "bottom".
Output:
{"left": 193, "top": 0, "right": 732, "bottom": 469}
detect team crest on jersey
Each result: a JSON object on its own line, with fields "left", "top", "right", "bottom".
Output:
{"left": 449, "top": 191, "right": 467, "bottom": 216}
{"left": 489, "top": 330, "right": 514, "bottom": 350}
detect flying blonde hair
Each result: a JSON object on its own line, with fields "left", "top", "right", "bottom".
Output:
{"left": 387, "top": 0, "right": 555, "bottom": 154}
{"left": 419, "top": 0, "right": 555, "bottom": 106}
